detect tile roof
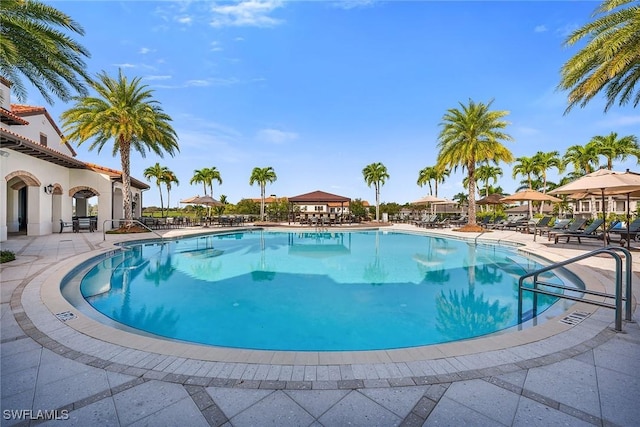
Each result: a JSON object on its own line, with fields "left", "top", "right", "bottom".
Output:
{"left": 0, "top": 127, "right": 87, "bottom": 169}
{"left": 10, "top": 103, "right": 76, "bottom": 156}
{"left": 0, "top": 107, "right": 29, "bottom": 125}
{"left": 289, "top": 190, "right": 351, "bottom": 203}
{"left": 85, "top": 163, "right": 150, "bottom": 190}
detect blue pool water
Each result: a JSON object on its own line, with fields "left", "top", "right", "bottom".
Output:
{"left": 69, "top": 230, "right": 574, "bottom": 351}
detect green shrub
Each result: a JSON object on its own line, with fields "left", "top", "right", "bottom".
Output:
{"left": 0, "top": 250, "right": 16, "bottom": 263}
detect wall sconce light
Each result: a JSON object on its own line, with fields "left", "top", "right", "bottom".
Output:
{"left": 133, "top": 193, "right": 139, "bottom": 202}
{"left": 44, "top": 184, "right": 54, "bottom": 195}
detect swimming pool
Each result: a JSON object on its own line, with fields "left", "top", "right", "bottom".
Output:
{"left": 62, "top": 230, "right": 579, "bottom": 351}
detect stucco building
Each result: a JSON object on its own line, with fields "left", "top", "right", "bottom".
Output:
{"left": 0, "top": 78, "right": 149, "bottom": 242}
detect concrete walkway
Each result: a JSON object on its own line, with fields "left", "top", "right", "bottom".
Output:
{"left": 1, "top": 225, "right": 638, "bottom": 426}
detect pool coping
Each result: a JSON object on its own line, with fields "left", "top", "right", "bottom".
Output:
{"left": 14, "top": 224, "right": 634, "bottom": 389}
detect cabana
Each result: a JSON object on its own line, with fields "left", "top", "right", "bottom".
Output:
{"left": 288, "top": 190, "right": 351, "bottom": 225}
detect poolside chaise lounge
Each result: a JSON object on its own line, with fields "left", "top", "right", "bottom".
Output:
{"left": 522, "top": 216, "right": 552, "bottom": 234}
{"left": 536, "top": 218, "right": 571, "bottom": 238}
{"left": 547, "top": 217, "right": 588, "bottom": 241}
{"left": 553, "top": 219, "right": 618, "bottom": 244}
{"left": 608, "top": 217, "right": 640, "bottom": 245}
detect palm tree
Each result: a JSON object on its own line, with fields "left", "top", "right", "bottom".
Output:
{"left": 249, "top": 167, "right": 277, "bottom": 221}
{"left": 563, "top": 144, "right": 600, "bottom": 174}
{"left": 512, "top": 156, "right": 541, "bottom": 218}
{"left": 436, "top": 99, "right": 513, "bottom": 227}
{"left": 475, "top": 163, "right": 503, "bottom": 198}
{"left": 512, "top": 156, "right": 539, "bottom": 190}
{"left": 162, "top": 169, "right": 179, "bottom": 214}
{"left": 143, "top": 163, "right": 169, "bottom": 217}
{"left": 532, "top": 151, "right": 564, "bottom": 214}
{"left": 61, "top": 70, "right": 179, "bottom": 222}
{"left": 559, "top": 0, "right": 640, "bottom": 112}
{"left": 417, "top": 166, "right": 450, "bottom": 197}
{"left": 362, "top": 162, "right": 390, "bottom": 222}
{"left": 417, "top": 166, "right": 437, "bottom": 195}
{"left": 0, "top": 0, "right": 90, "bottom": 104}
{"left": 205, "top": 167, "right": 223, "bottom": 198}
{"left": 190, "top": 169, "right": 209, "bottom": 195}
{"left": 589, "top": 132, "right": 640, "bottom": 169}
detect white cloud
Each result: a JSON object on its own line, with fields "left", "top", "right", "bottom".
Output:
{"left": 257, "top": 128, "right": 299, "bottom": 144}
{"left": 235, "top": 37, "right": 245, "bottom": 41}
{"left": 185, "top": 79, "right": 212, "bottom": 87}
{"left": 143, "top": 75, "right": 172, "bottom": 81}
{"left": 211, "top": 41, "right": 223, "bottom": 52}
{"left": 331, "top": 0, "right": 377, "bottom": 10}
{"left": 596, "top": 115, "right": 640, "bottom": 128}
{"left": 534, "top": 25, "right": 547, "bottom": 33}
{"left": 139, "top": 47, "right": 155, "bottom": 54}
{"left": 513, "top": 126, "right": 541, "bottom": 136}
{"left": 113, "top": 63, "right": 136, "bottom": 68}
{"left": 177, "top": 15, "right": 192, "bottom": 25}
{"left": 556, "top": 23, "right": 578, "bottom": 38}
{"left": 154, "top": 76, "right": 243, "bottom": 89}
{"left": 209, "top": 0, "right": 284, "bottom": 28}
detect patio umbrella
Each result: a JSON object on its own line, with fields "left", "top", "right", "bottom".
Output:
{"left": 476, "top": 193, "right": 504, "bottom": 205}
{"left": 549, "top": 169, "right": 640, "bottom": 248}
{"left": 412, "top": 195, "right": 447, "bottom": 215}
{"left": 179, "top": 195, "right": 202, "bottom": 204}
{"left": 180, "top": 195, "right": 223, "bottom": 225}
{"left": 500, "top": 189, "right": 562, "bottom": 203}
{"left": 191, "top": 195, "right": 223, "bottom": 207}
{"left": 476, "top": 193, "right": 504, "bottom": 220}
{"left": 501, "top": 190, "right": 561, "bottom": 241}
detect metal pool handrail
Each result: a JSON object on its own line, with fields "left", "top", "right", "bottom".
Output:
{"left": 517, "top": 246, "right": 633, "bottom": 332}
{"left": 102, "top": 219, "right": 163, "bottom": 241}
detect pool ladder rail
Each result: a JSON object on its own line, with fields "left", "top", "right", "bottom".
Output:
{"left": 517, "top": 246, "right": 634, "bottom": 332}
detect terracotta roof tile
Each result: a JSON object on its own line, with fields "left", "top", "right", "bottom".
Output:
{"left": 10, "top": 104, "right": 75, "bottom": 156}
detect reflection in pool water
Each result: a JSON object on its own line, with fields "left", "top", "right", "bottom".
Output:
{"left": 71, "top": 230, "right": 574, "bottom": 351}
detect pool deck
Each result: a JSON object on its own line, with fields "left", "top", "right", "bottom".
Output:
{"left": 1, "top": 223, "right": 638, "bottom": 426}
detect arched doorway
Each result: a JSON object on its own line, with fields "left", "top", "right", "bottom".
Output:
{"left": 69, "top": 186, "right": 99, "bottom": 216}
{"left": 4, "top": 171, "right": 41, "bottom": 236}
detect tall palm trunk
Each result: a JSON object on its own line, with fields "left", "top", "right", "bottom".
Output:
{"left": 166, "top": 188, "right": 171, "bottom": 214}
{"left": 375, "top": 182, "right": 380, "bottom": 221}
{"left": 120, "top": 139, "right": 133, "bottom": 222}
{"left": 467, "top": 165, "right": 477, "bottom": 225}
{"left": 261, "top": 184, "right": 266, "bottom": 221}
{"left": 157, "top": 183, "right": 164, "bottom": 217}
{"left": 539, "top": 173, "right": 547, "bottom": 214}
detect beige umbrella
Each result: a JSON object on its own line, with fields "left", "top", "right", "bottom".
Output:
{"left": 501, "top": 190, "right": 561, "bottom": 241}
{"left": 412, "top": 195, "right": 447, "bottom": 215}
{"left": 549, "top": 169, "right": 640, "bottom": 248}
{"left": 191, "top": 195, "right": 223, "bottom": 207}
{"left": 412, "top": 195, "right": 447, "bottom": 204}
{"left": 549, "top": 169, "right": 640, "bottom": 197}
{"left": 180, "top": 195, "right": 202, "bottom": 204}
{"left": 500, "top": 189, "right": 562, "bottom": 203}
{"left": 180, "top": 195, "right": 223, "bottom": 226}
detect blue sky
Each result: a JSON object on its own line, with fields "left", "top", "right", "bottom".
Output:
{"left": 28, "top": 1, "right": 640, "bottom": 207}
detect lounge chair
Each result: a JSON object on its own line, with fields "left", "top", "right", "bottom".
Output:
{"left": 415, "top": 214, "right": 436, "bottom": 228}
{"left": 554, "top": 219, "right": 618, "bottom": 244}
{"left": 547, "top": 218, "right": 588, "bottom": 241}
{"left": 608, "top": 217, "right": 640, "bottom": 245}
{"left": 450, "top": 214, "right": 467, "bottom": 226}
{"left": 499, "top": 216, "right": 528, "bottom": 230}
{"left": 524, "top": 216, "right": 552, "bottom": 234}
{"left": 426, "top": 217, "right": 450, "bottom": 228}
{"left": 536, "top": 218, "right": 571, "bottom": 238}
